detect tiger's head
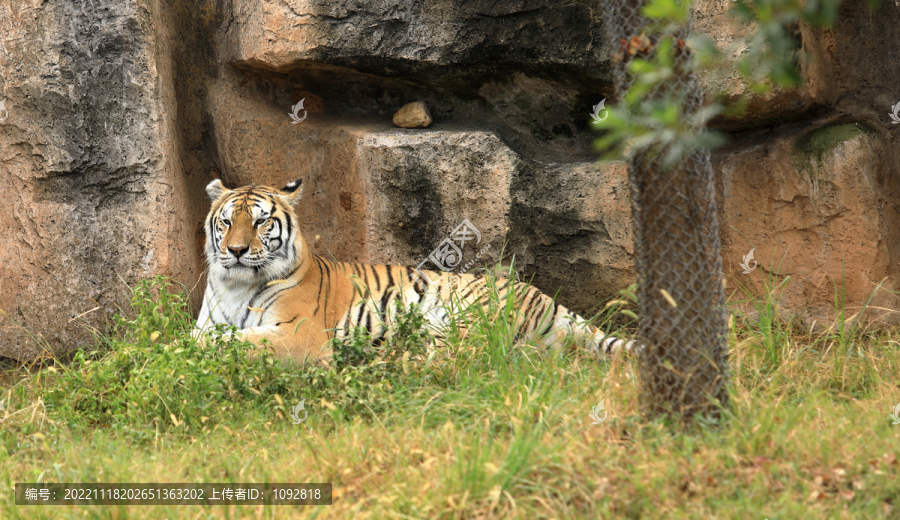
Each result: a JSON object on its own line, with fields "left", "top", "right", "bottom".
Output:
{"left": 203, "top": 179, "right": 306, "bottom": 284}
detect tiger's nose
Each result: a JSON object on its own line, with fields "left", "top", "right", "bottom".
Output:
{"left": 228, "top": 245, "right": 249, "bottom": 258}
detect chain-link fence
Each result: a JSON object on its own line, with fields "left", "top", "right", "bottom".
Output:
{"left": 600, "top": 0, "right": 730, "bottom": 418}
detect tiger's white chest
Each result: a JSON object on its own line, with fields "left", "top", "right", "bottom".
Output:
{"left": 200, "top": 281, "right": 274, "bottom": 329}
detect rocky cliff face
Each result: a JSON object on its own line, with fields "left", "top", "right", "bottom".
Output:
{"left": 1, "top": 0, "right": 898, "bottom": 360}
{"left": 0, "top": 0, "right": 210, "bottom": 359}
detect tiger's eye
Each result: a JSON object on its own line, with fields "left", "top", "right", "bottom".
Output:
{"left": 221, "top": 218, "right": 231, "bottom": 227}
{"left": 255, "top": 219, "right": 268, "bottom": 228}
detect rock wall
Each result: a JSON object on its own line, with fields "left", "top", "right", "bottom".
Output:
{"left": 2, "top": 0, "right": 899, "bottom": 360}
{"left": 715, "top": 122, "right": 899, "bottom": 322}
{"left": 0, "top": 0, "right": 208, "bottom": 360}
{"left": 700, "top": 0, "right": 900, "bottom": 323}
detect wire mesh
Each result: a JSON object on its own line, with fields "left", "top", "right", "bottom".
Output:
{"left": 599, "top": 0, "right": 730, "bottom": 418}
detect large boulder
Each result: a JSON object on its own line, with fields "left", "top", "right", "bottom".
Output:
{"left": 217, "top": 0, "right": 608, "bottom": 81}
{"left": 692, "top": 1, "right": 837, "bottom": 130}
{"left": 0, "top": 0, "right": 208, "bottom": 360}
{"left": 714, "top": 122, "right": 900, "bottom": 323}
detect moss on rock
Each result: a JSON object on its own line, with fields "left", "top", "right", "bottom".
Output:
{"left": 793, "top": 122, "right": 875, "bottom": 161}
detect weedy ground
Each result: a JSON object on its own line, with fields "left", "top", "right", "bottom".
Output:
{"left": 1, "top": 272, "right": 899, "bottom": 519}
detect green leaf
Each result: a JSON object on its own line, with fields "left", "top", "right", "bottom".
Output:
{"left": 642, "top": 0, "right": 690, "bottom": 22}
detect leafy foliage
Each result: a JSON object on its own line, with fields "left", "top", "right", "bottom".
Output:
{"left": 593, "top": 0, "right": 870, "bottom": 168}
{"left": 329, "top": 299, "right": 431, "bottom": 371}
{"left": 42, "top": 277, "right": 304, "bottom": 440}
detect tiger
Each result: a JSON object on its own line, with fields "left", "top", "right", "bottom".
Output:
{"left": 194, "top": 178, "right": 637, "bottom": 364}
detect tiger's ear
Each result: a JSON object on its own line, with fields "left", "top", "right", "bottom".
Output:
{"left": 279, "top": 179, "right": 304, "bottom": 205}
{"left": 206, "top": 179, "right": 230, "bottom": 202}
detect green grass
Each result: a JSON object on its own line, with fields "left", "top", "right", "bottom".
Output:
{"left": 2, "top": 273, "right": 900, "bottom": 519}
